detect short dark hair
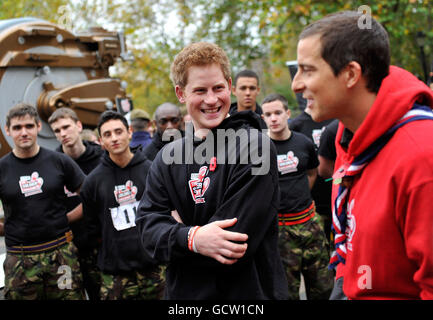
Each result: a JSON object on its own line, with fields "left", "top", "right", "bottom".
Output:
{"left": 97, "top": 110, "right": 129, "bottom": 135}
{"left": 6, "top": 103, "right": 40, "bottom": 128}
{"left": 48, "top": 107, "right": 79, "bottom": 124}
{"left": 262, "top": 93, "right": 289, "bottom": 111}
{"left": 130, "top": 118, "right": 149, "bottom": 131}
{"left": 234, "top": 69, "right": 260, "bottom": 87}
{"left": 299, "top": 11, "right": 390, "bottom": 93}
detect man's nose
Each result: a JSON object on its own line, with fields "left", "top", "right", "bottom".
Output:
{"left": 204, "top": 91, "right": 218, "bottom": 104}
{"left": 291, "top": 70, "right": 304, "bottom": 94}
{"left": 20, "top": 127, "right": 29, "bottom": 136}
{"left": 166, "top": 121, "right": 174, "bottom": 129}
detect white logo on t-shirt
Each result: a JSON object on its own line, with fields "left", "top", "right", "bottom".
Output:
{"left": 312, "top": 127, "right": 326, "bottom": 148}
{"left": 277, "top": 151, "right": 299, "bottom": 174}
{"left": 19, "top": 172, "right": 44, "bottom": 197}
{"left": 110, "top": 180, "right": 139, "bottom": 231}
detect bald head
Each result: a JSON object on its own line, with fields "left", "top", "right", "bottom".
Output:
{"left": 154, "top": 102, "right": 182, "bottom": 134}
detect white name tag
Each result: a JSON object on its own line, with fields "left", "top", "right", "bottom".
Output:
{"left": 110, "top": 201, "right": 139, "bottom": 231}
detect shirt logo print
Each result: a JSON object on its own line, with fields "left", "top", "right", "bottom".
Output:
{"left": 189, "top": 166, "right": 210, "bottom": 204}
{"left": 277, "top": 151, "right": 299, "bottom": 174}
{"left": 19, "top": 171, "right": 44, "bottom": 197}
{"left": 114, "top": 180, "right": 138, "bottom": 205}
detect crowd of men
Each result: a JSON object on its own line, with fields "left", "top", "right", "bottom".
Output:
{"left": 1, "top": 10, "right": 433, "bottom": 300}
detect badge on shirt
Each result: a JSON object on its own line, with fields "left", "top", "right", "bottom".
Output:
{"left": 111, "top": 180, "right": 139, "bottom": 231}
{"left": 19, "top": 172, "right": 44, "bottom": 197}
{"left": 114, "top": 180, "right": 138, "bottom": 206}
{"left": 312, "top": 127, "right": 326, "bottom": 148}
{"left": 189, "top": 166, "right": 210, "bottom": 204}
{"left": 277, "top": 151, "right": 299, "bottom": 174}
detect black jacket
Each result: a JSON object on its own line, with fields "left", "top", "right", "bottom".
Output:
{"left": 143, "top": 130, "right": 185, "bottom": 161}
{"left": 229, "top": 102, "right": 267, "bottom": 129}
{"left": 136, "top": 112, "right": 288, "bottom": 299}
{"left": 81, "top": 148, "right": 157, "bottom": 274}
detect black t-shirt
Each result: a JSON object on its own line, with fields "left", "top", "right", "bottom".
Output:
{"left": 318, "top": 119, "right": 339, "bottom": 160}
{"left": 289, "top": 111, "right": 334, "bottom": 150}
{"left": 0, "top": 147, "right": 85, "bottom": 246}
{"left": 56, "top": 141, "right": 103, "bottom": 251}
{"left": 272, "top": 131, "right": 319, "bottom": 213}
{"left": 289, "top": 111, "right": 334, "bottom": 214}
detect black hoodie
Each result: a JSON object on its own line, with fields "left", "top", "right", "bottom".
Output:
{"left": 80, "top": 148, "right": 157, "bottom": 274}
{"left": 229, "top": 102, "right": 267, "bottom": 129}
{"left": 143, "top": 129, "right": 185, "bottom": 161}
{"left": 136, "top": 112, "right": 288, "bottom": 299}
{"left": 56, "top": 141, "right": 103, "bottom": 251}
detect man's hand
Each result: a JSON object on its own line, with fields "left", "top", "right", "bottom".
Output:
{"left": 194, "top": 218, "right": 248, "bottom": 265}
{"left": 171, "top": 210, "right": 183, "bottom": 223}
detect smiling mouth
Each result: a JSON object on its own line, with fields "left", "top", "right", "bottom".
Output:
{"left": 201, "top": 107, "right": 221, "bottom": 114}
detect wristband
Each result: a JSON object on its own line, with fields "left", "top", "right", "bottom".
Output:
{"left": 188, "top": 226, "right": 200, "bottom": 252}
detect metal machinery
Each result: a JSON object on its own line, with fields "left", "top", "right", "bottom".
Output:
{"left": 0, "top": 17, "right": 133, "bottom": 157}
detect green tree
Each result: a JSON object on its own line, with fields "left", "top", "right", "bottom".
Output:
{"left": 194, "top": 0, "right": 433, "bottom": 110}
{"left": 0, "top": 0, "right": 68, "bottom": 22}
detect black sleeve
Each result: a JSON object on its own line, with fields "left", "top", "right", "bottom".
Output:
{"left": 318, "top": 120, "right": 338, "bottom": 160}
{"left": 135, "top": 152, "right": 191, "bottom": 263}
{"left": 208, "top": 133, "right": 280, "bottom": 259}
{"left": 306, "top": 139, "right": 320, "bottom": 170}
{"left": 289, "top": 118, "right": 301, "bottom": 132}
{"left": 79, "top": 173, "right": 101, "bottom": 237}
{"left": 61, "top": 153, "right": 86, "bottom": 192}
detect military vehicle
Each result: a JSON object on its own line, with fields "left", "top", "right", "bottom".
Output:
{"left": 0, "top": 17, "right": 133, "bottom": 157}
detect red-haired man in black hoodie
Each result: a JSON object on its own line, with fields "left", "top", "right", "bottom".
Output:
{"left": 136, "top": 42, "right": 288, "bottom": 300}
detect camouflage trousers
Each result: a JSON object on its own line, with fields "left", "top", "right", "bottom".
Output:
{"left": 278, "top": 213, "right": 334, "bottom": 300}
{"left": 77, "top": 248, "right": 101, "bottom": 300}
{"left": 100, "top": 266, "right": 165, "bottom": 300}
{"left": 3, "top": 241, "right": 85, "bottom": 300}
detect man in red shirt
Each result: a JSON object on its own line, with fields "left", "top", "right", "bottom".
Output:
{"left": 292, "top": 11, "right": 433, "bottom": 299}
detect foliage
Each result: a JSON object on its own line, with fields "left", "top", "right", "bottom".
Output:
{"left": 0, "top": 0, "right": 67, "bottom": 22}
{"left": 1, "top": 0, "right": 433, "bottom": 115}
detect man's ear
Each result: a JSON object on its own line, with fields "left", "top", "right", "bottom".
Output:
{"left": 37, "top": 120, "right": 42, "bottom": 133}
{"left": 175, "top": 86, "right": 186, "bottom": 104}
{"left": 345, "top": 61, "right": 362, "bottom": 89}
{"left": 77, "top": 120, "right": 83, "bottom": 133}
